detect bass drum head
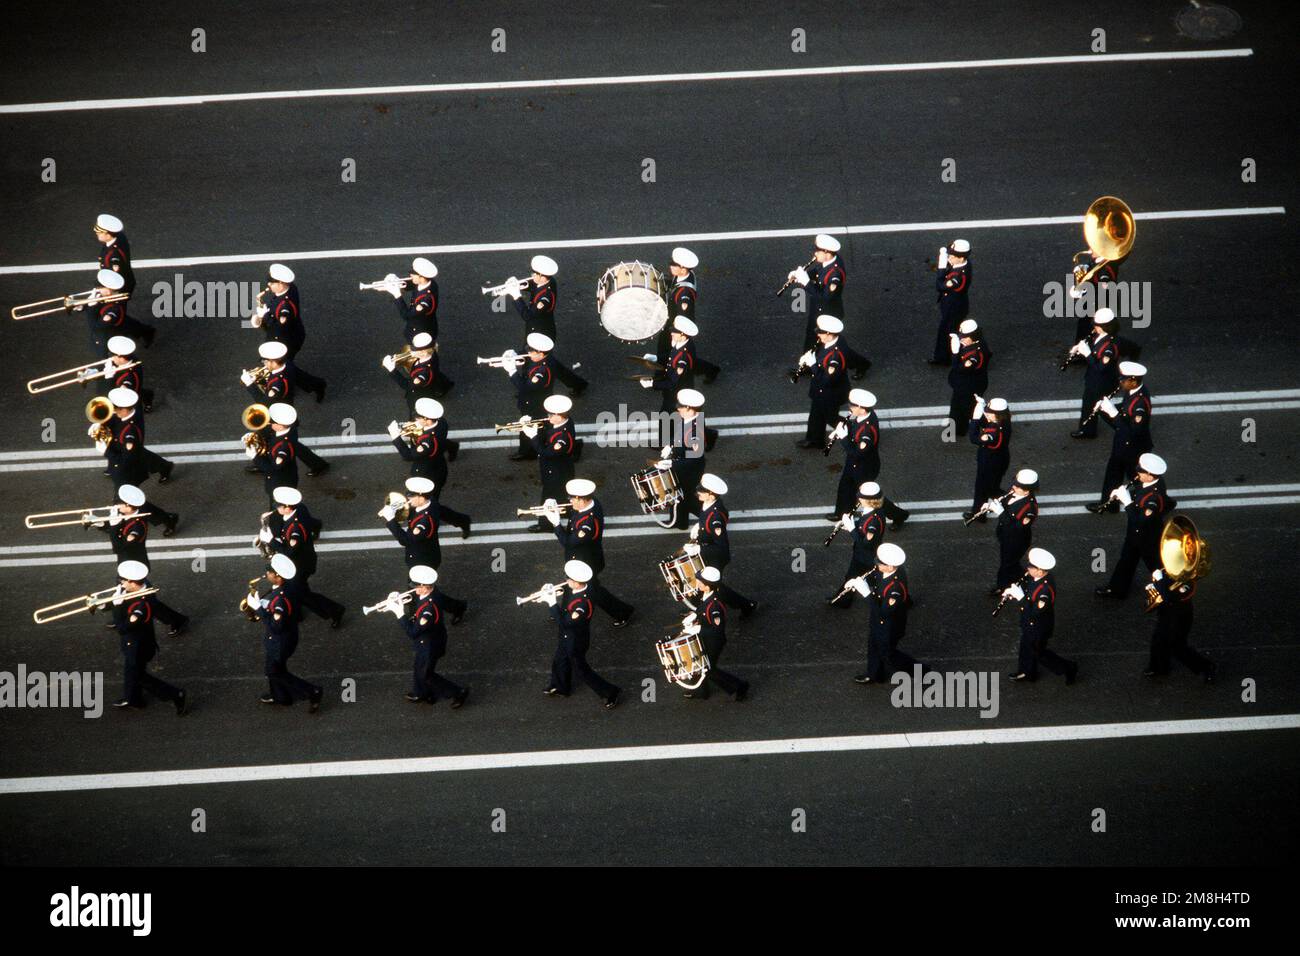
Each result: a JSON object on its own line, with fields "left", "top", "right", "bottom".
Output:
{"left": 598, "top": 262, "right": 669, "bottom": 342}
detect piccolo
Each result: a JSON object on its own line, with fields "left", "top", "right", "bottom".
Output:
{"left": 361, "top": 588, "right": 417, "bottom": 616}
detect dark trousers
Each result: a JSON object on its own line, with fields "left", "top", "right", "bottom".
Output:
{"left": 151, "top": 598, "right": 188, "bottom": 628}
{"left": 693, "top": 632, "right": 743, "bottom": 698}
{"left": 550, "top": 636, "right": 618, "bottom": 700}
{"left": 1018, "top": 622, "right": 1072, "bottom": 679}
{"left": 299, "top": 578, "right": 345, "bottom": 621}
{"left": 122, "top": 642, "right": 181, "bottom": 706}
{"left": 1108, "top": 530, "right": 1160, "bottom": 597}
{"left": 142, "top": 448, "right": 172, "bottom": 479}
{"left": 1148, "top": 610, "right": 1209, "bottom": 675}
{"left": 948, "top": 389, "right": 978, "bottom": 428}
{"left": 141, "top": 499, "right": 176, "bottom": 527}
{"left": 996, "top": 532, "right": 1030, "bottom": 589}
{"left": 1099, "top": 452, "right": 1137, "bottom": 503}
{"left": 972, "top": 455, "right": 1009, "bottom": 512}
{"left": 865, "top": 627, "right": 918, "bottom": 681}
{"left": 696, "top": 356, "right": 721, "bottom": 380}
{"left": 297, "top": 442, "right": 328, "bottom": 472}
{"left": 669, "top": 461, "right": 704, "bottom": 529}
{"left": 1076, "top": 381, "right": 1113, "bottom": 437}
{"left": 588, "top": 576, "right": 634, "bottom": 622}
{"left": 715, "top": 582, "right": 755, "bottom": 611}
{"left": 294, "top": 365, "right": 326, "bottom": 395}
{"left": 437, "top": 503, "right": 471, "bottom": 529}
{"left": 804, "top": 392, "right": 842, "bottom": 444}
{"left": 413, "top": 646, "right": 464, "bottom": 702}
{"left": 932, "top": 304, "right": 966, "bottom": 364}
{"left": 265, "top": 652, "right": 318, "bottom": 704}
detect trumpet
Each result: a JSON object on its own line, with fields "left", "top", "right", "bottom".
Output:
{"left": 516, "top": 582, "right": 566, "bottom": 606}
{"left": 481, "top": 276, "right": 528, "bottom": 297}
{"left": 26, "top": 504, "right": 151, "bottom": 530}
{"left": 516, "top": 502, "right": 571, "bottom": 518}
{"left": 242, "top": 365, "right": 271, "bottom": 389}
{"left": 964, "top": 490, "right": 1015, "bottom": 527}
{"left": 239, "top": 577, "right": 265, "bottom": 622}
{"left": 360, "top": 276, "right": 408, "bottom": 291}
{"left": 27, "top": 357, "right": 138, "bottom": 395}
{"left": 34, "top": 584, "right": 159, "bottom": 624}
{"left": 382, "top": 346, "right": 421, "bottom": 370}
{"left": 476, "top": 351, "right": 527, "bottom": 369}
{"left": 391, "top": 420, "right": 424, "bottom": 442}
{"left": 362, "top": 588, "right": 418, "bottom": 616}
{"left": 774, "top": 256, "right": 816, "bottom": 297}
{"left": 12, "top": 289, "right": 130, "bottom": 321}
{"left": 379, "top": 492, "right": 410, "bottom": 522}
{"left": 85, "top": 397, "right": 114, "bottom": 444}
{"left": 494, "top": 418, "right": 546, "bottom": 434}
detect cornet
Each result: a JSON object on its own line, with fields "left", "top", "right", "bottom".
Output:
{"left": 494, "top": 418, "right": 546, "bottom": 434}
{"left": 391, "top": 420, "right": 424, "bottom": 442}
{"left": 516, "top": 582, "right": 566, "bottom": 606}
{"left": 481, "top": 276, "right": 527, "bottom": 297}
{"left": 516, "top": 502, "right": 571, "bottom": 518}
{"left": 361, "top": 588, "right": 417, "bottom": 616}
{"left": 12, "top": 289, "right": 130, "bottom": 321}
{"left": 28, "top": 357, "right": 137, "bottom": 394}
{"left": 360, "top": 276, "right": 408, "bottom": 291}
{"left": 26, "top": 504, "right": 150, "bottom": 530}
{"left": 476, "top": 351, "right": 526, "bottom": 369}
{"left": 34, "top": 584, "right": 159, "bottom": 624}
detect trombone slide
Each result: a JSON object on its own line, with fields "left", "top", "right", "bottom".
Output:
{"left": 28, "top": 358, "right": 138, "bottom": 395}
{"left": 12, "top": 290, "right": 129, "bottom": 321}
{"left": 34, "top": 585, "right": 159, "bottom": 624}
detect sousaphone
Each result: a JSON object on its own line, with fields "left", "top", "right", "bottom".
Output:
{"left": 1144, "top": 515, "right": 1211, "bottom": 612}
{"left": 1073, "top": 196, "right": 1136, "bottom": 285}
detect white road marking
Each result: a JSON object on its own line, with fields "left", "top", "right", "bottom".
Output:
{"left": 0, "top": 714, "right": 1292, "bottom": 795}
{"left": 0, "top": 207, "right": 1285, "bottom": 276}
{"left": 0, "top": 49, "right": 1255, "bottom": 116}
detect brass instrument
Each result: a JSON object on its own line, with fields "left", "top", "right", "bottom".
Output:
{"left": 248, "top": 285, "right": 270, "bottom": 326}
{"left": 360, "top": 277, "right": 409, "bottom": 291}
{"left": 85, "top": 396, "right": 114, "bottom": 444}
{"left": 1079, "top": 384, "right": 1126, "bottom": 430}
{"left": 26, "top": 504, "right": 150, "bottom": 530}
{"left": 494, "top": 418, "right": 546, "bottom": 434}
{"left": 383, "top": 346, "right": 421, "bottom": 370}
{"left": 392, "top": 420, "right": 423, "bottom": 442}
{"left": 1144, "top": 516, "right": 1211, "bottom": 612}
{"left": 34, "top": 584, "right": 159, "bottom": 624}
{"left": 1072, "top": 196, "right": 1135, "bottom": 286}
{"left": 775, "top": 256, "right": 817, "bottom": 297}
{"left": 239, "top": 577, "right": 265, "bottom": 622}
{"left": 28, "top": 357, "right": 138, "bottom": 394}
{"left": 481, "top": 276, "right": 528, "bottom": 297}
{"left": 992, "top": 572, "right": 1034, "bottom": 617}
{"left": 378, "top": 492, "right": 410, "bottom": 523}
{"left": 362, "top": 588, "right": 418, "bottom": 616}
{"left": 253, "top": 511, "right": 275, "bottom": 559}
{"left": 244, "top": 365, "right": 272, "bottom": 389}
{"left": 516, "top": 502, "right": 572, "bottom": 518}
{"left": 241, "top": 403, "right": 270, "bottom": 456}
{"left": 12, "top": 289, "right": 130, "bottom": 321}
{"left": 516, "top": 581, "right": 566, "bottom": 606}
{"left": 476, "top": 351, "right": 527, "bottom": 369}
{"left": 964, "top": 490, "right": 1016, "bottom": 527}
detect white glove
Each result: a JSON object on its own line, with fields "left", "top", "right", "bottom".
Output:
{"left": 543, "top": 500, "right": 562, "bottom": 527}
{"left": 245, "top": 592, "right": 263, "bottom": 611}
{"left": 386, "top": 421, "right": 402, "bottom": 440}
{"left": 1069, "top": 285, "right": 1084, "bottom": 300}
{"left": 501, "top": 348, "right": 517, "bottom": 361}
{"left": 1113, "top": 486, "right": 1133, "bottom": 507}
{"left": 1098, "top": 397, "right": 1119, "bottom": 419}
{"left": 87, "top": 423, "right": 102, "bottom": 438}
{"left": 259, "top": 526, "right": 273, "bottom": 543}
{"left": 386, "top": 280, "right": 403, "bottom": 299}
{"left": 683, "top": 542, "right": 700, "bottom": 557}
{"left": 972, "top": 396, "right": 986, "bottom": 419}
{"left": 240, "top": 370, "right": 255, "bottom": 386}
{"left": 642, "top": 353, "right": 657, "bottom": 362}
{"left": 986, "top": 499, "right": 1005, "bottom": 516}
{"left": 638, "top": 378, "right": 653, "bottom": 389}
{"left": 245, "top": 444, "right": 258, "bottom": 459}
{"left": 382, "top": 355, "right": 396, "bottom": 372}
{"left": 539, "top": 584, "right": 558, "bottom": 607}
{"left": 96, "top": 440, "right": 109, "bottom": 456}
{"left": 938, "top": 247, "right": 949, "bottom": 270}
{"left": 682, "top": 612, "right": 697, "bottom": 628}
{"left": 849, "top": 577, "right": 870, "bottom": 597}
{"left": 111, "top": 585, "right": 126, "bottom": 606}
{"left": 384, "top": 591, "right": 405, "bottom": 618}
{"left": 1074, "top": 341, "right": 1091, "bottom": 358}
{"left": 379, "top": 505, "right": 397, "bottom": 522}
{"left": 521, "top": 424, "right": 539, "bottom": 439}
{"left": 255, "top": 304, "right": 269, "bottom": 319}
{"left": 793, "top": 267, "right": 810, "bottom": 286}
{"left": 839, "top": 514, "right": 854, "bottom": 531}
{"left": 797, "top": 350, "right": 815, "bottom": 368}
{"left": 1003, "top": 584, "right": 1025, "bottom": 602}
{"left": 830, "top": 421, "right": 848, "bottom": 440}
{"left": 655, "top": 458, "right": 672, "bottom": 469}
{"left": 682, "top": 621, "right": 702, "bottom": 637}
{"left": 99, "top": 364, "right": 115, "bottom": 380}
{"left": 950, "top": 333, "right": 961, "bottom": 355}
{"left": 506, "top": 284, "right": 523, "bottom": 301}
{"left": 108, "top": 510, "right": 123, "bottom": 527}
{"left": 687, "top": 522, "right": 700, "bottom": 541}
{"left": 659, "top": 445, "right": 672, "bottom": 459}
{"left": 86, "top": 511, "right": 106, "bottom": 527}
{"left": 1152, "top": 569, "right": 1164, "bottom": 581}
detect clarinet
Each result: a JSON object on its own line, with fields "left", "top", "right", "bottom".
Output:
{"left": 785, "top": 362, "right": 814, "bottom": 384}
{"left": 1058, "top": 339, "right": 1086, "bottom": 371}
{"left": 774, "top": 256, "right": 817, "bottom": 297}
{"left": 1096, "top": 477, "right": 1143, "bottom": 516}
{"left": 963, "top": 490, "right": 1015, "bottom": 527}
{"left": 1079, "top": 383, "right": 1125, "bottom": 430}
{"left": 991, "top": 572, "right": 1034, "bottom": 617}
{"left": 823, "top": 508, "right": 858, "bottom": 547}
{"left": 822, "top": 419, "right": 846, "bottom": 456}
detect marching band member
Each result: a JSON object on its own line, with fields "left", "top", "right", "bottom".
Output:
{"left": 99, "top": 386, "right": 174, "bottom": 487}
{"left": 826, "top": 388, "right": 910, "bottom": 527}
{"left": 986, "top": 469, "right": 1039, "bottom": 595}
{"left": 657, "top": 247, "right": 719, "bottom": 382}
{"left": 1002, "top": 548, "right": 1077, "bottom": 684}
{"left": 685, "top": 474, "right": 758, "bottom": 613}
{"left": 246, "top": 554, "right": 323, "bottom": 711}
{"left": 380, "top": 257, "right": 440, "bottom": 342}
{"left": 97, "top": 480, "right": 180, "bottom": 541}
{"left": 262, "top": 487, "right": 344, "bottom": 629}
{"left": 102, "top": 335, "right": 154, "bottom": 413}
{"left": 796, "top": 316, "right": 870, "bottom": 450}
{"left": 242, "top": 340, "right": 297, "bottom": 405}
{"left": 828, "top": 481, "right": 887, "bottom": 608}
{"left": 384, "top": 332, "right": 449, "bottom": 414}
{"left": 947, "top": 318, "right": 991, "bottom": 428}
{"left": 682, "top": 567, "right": 749, "bottom": 701}
{"left": 504, "top": 332, "right": 586, "bottom": 461}
{"left": 658, "top": 388, "right": 707, "bottom": 530}
{"left": 1071, "top": 251, "right": 1124, "bottom": 343}
{"left": 1094, "top": 453, "right": 1175, "bottom": 600}
{"left": 1145, "top": 567, "right": 1214, "bottom": 682}
{"left": 507, "top": 254, "right": 559, "bottom": 340}
{"left": 91, "top": 482, "right": 151, "bottom": 564}
{"left": 541, "top": 478, "right": 635, "bottom": 626}
{"left": 963, "top": 396, "right": 1010, "bottom": 521}
{"left": 248, "top": 402, "right": 304, "bottom": 502}
{"left": 788, "top": 234, "right": 846, "bottom": 351}
{"left": 520, "top": 394, "right": 579, "bottom": 529}
{"left": 109, "top": 560, "right": 188, "bottom": 713}
{"left": 381, "top": 478, "right": 472, "bottom": 585}
{"left": 378, "top": 565, "right": 469, "bottom": 707}
{"left": 641, "top": 317, "right": 700, "bottom": 418}
{"left": 72, "top": 269, "right": 153, "bottom": 356}
{"left": 93, "top": 213, "right": 136, "bottom": 297}
{"left": 850, "top": 543, "right": 922, "bottom": 684}
{"left": 1086, "top": 361, "right": 1153, "bottom": 513}
{"left": 251, "top": 264, "right": 327, "bottom": 400}
{"left": 539, "top": 559, "right": 621, "bottom": 709}
{"left": 1068, "top": 308, "right": 1120, "bottom": 439}
{"left": 928, "top": 239, "right": 971, "bottom": 365}
{"left": 387, "top": 398, "right": 467, "bottom": 520}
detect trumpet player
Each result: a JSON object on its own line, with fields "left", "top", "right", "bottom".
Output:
{"left": 376, "top": 565, "right": 469, "bottom": 707}
{"left": 387, "top": 398, "right": 464, "bottom": 507}
{"left": 520, "top": 394, "right": 579, "bottom": 525}
{"left": 796, "top": 316, "right": 870, "bottom": 450}
{"left": 986, "top": 469, "right": 1039, "bottom": 596}
{"left": 537, "top": 560, "right": 620, "bottom": 709}
{"left": 964, "top": 396, "right": 1011, "bottom": 522}
{"left": 947, "top": 318, "right": 991, "bottom": 429}
{"left": 687, "top": 474, "right": 758, "bottom": 613}
{"left": 247, "top": 554, "right": 323, "bottom": 711}
{"left": 682, "top": 567, "right": 749, "bottom": 701}
{"left": 541, "top": 478, "right": 634, "bottom": 626}
{"left": 382, "top": 476, "right": 472, "bottom": 573}
{"left": 828, "top": 481, "right": 887, "bottom": 609}
{"left": 1003, "top": 549, "right": 1077, "bottom": 684}
{"left": 73, "top": 269, "right": 154, "bottom": 356}
{"left": 508, "top": 254, "right": 558, "bottom": 340}
{"left": 851, "top": 544, "right": 923, "bottom": 685}
{"left": 241, "top": 340, "right": 295, "bottom": 405}
{"left": 376, "top": 257, "right": 439, "bottom": 342}
{"left": 787, "top": 234, "right": 846, "bottom": 351}
{"left": 1086, "top": 361, "right": 1153, "bottom": 513}
{"left": 505, "top": 332, "right": 587, "bottom": 461}
{"left": 93, "top": 213, "right": 135, "bottom": 297}
{"left": 261, "top": 487, "right": 344, "bottom": 629}
{"left": 928, "top": 239, "right": 971, "bottom": 365}
{"left": 100, "top": 387, "right": 174, "bottom": 487}
{"left": 1068, "top": 308, "right": 1120, "bottom": 439}
{"left": 1095, "top": 453, "right": 1175, "bottom": 601}
{"left": 385, "top": 331, "right": 451, "bottom": 413}
{"left": 109, "top": 560, "right": 188, "bottom": 714}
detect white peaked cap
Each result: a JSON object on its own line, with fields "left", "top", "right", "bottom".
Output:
{"left": 672, "top": 316, "right": 698, "bottom": 336}
{"left": 270, "top": 553, "right": 297, "bottom": 579}
{"left": 272, "top": 486, "right": 303, "bottom": 506}
{"left": 411, "top": 257, "right": 437, "bottom": 279}
{"left": 107, "top": 386, "right": 138, "bottom": 407}
{"left": 414, "top": 397, "right": 444, "bottom": 419}
{"left": 814, "top": 233, "right": 841, "bottom": 252}
{"left": 97, "top": 269, "right": 125, "bottom": 290}
{"left": 526, "top": 332, "right": 554, "bottom": 352}
{"left": 950, "top": 239, "right": 970, "bottom": 254}
{"left": 531, "top": 255, "right": 558, "bottom": 276}
{"left": 117, "top": 484, "right": 146, "bottom": 507}
{"left": 268, "top": 263, "right": 295, "bottom": 283}
{"left": 117, "top": 560, "right": 149, "bottom": 581}
{"left": 876, "top": 543, "right": 906, "bottom": 567}
{"left": 1119, "top": 361, "right": 1147, "bottom": 377}
{"left": 405, "top": 476, "right": 435, "bottom": 495}
{"left": 699, "top": 473, "right": 728, "bottom": 496}
{"left": 958, "top": 319, "right": 979, "bottom": 334}
{"left": 698, "top": 566, "right": 721, "bottom": 583}
{"left": 107, "top": 335, "right": 136, "bottom": 357}
{"left": 411, "top": 332, "right": 434, "bottom": 349}
{"left": 409, "top": 565, "right": 438, "bottom": 585}
{"left": 1138, "top": 453, "right": 1167, "bottom": 476}
{"left": 1027, "top": 547, "right": 1056, "bottom": 571}
{"left": 988, "top": 398, "right": 1008, "bottom": 412}
{"left": 564, "top": 559, "right": 593, "bottom": 583}
{"left": 1093, "top": 307, "right": 1116, "bottom": 325}
{"left": 543, "top": 394, "right": 572, "bottom": 414}
{"left": 858, "top": 481, "right": 882, "bottom": 497}
{"left": 672, "top": 247, "right": 699, "bottom": 269}
{"left": 268, "top": 402, "right": 297, "bottom": 426}
{"left": 96, "top": 213, "right": 124, "bottom": 233}
{"left": 849, "top": 388, "right": 876, "bottom": 408}
{"left": 566, "top": 478, "right": 596, "bottom": 497}
{"left": 676, "top": 388, "right": 705, "bottom": 408}
{"left": 258, "top": 341, "right": 288, "bottom": 360}
{"left": 816, "top": 315, "right": 844, "bottom": 334}
{"left": 1015, "top": 469, "right": 1039, "bottom": 486}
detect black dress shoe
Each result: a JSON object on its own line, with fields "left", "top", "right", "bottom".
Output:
{"left": 174, "top": 690, "right": 189, "bottom": 716}
{"left": 405, "top": 692, "right": 423, "bottom": 703}
{"left": 308, "top": 462, "right": 330, "bottom": 477}
{"left": 166, "top": 617, "right": 189, "bottom": 638}
{"left": 244, "top": 464, "right": 260, "bottom": 474}
{"left": 1065, "top": 662, "right": 1078, "bottom": 685}
{"left": 308, "top": 687, "right": 323, "bottom": 713}
{"left": 437, "top": 380, "right": 455, "bottom": 398}
{"left": 330, "top": 609, "right": 345, "bottom": 629}
{"left": 569, "top": 383, "right": 588, "bottom": 398}
{"left": 314, "top": 384, "right": 326, "bottom": 403}
{"left": 459, "top": 518, "right": 472, "bottom": 539}
{"left": 542, "top": 686, "right": 565, "bottom": 697}
{"left": 795, "top": 439, "right": 820, "bottom": 450}
{"left": 853, "top": 674, "right": 874, "bottom": 684}
{"left": 446, "top": 441, "right": 459, "bottom": 462}
{"left": 1069, "top": 429, "right": 1095, "bottom": 439}
{"left": 603, "top": 690, "right": 621, "bottom": 710}
{"left": 741, "top": 602, "right": 758, "bottom": 618}
{"left": 158, "top": 461, "right": 174, "bottom": 483}
{"left": 163, "top": 513, "right": 179, "bottom": 536}
{"left": 823, "top": 513, "right": 840, "bottom": 522}
{"left": 1084, "top": 501, "right": 1109, "bottom": 514}
{"left": 612, "top": 609, "right": 635, "bottom": 628}
{"left": 1094, "top": 587, "right": 1124, "bottom": 599}
{"left": 450, "top": 604, "right": 466, "bottom": 626}
{"left": 530, "top": 521, "right": 550, "bottom": 533}
{"left": 702, "top": 369, "right": 718, "bottom": 384}
{"left": 259, "top": 693, "right": 277, "bottom": 704}
{"left": 141, "top": 327, "right": 156, "bottom": 348}
{"left": 892, "top": 513, "right": 910, "bottom": 530}
{"left": 1008, "top": 672, "right": 1030, "bottom": 682}
{"left": 961, "top": 511, "right": 977, "bottom": 522}
{"left": 113, "top": 697, "right": 138, "bottom": 708}
{"left": 733, "top": 682, "right": 749, "bottom": 702}
{"left": 450, "top": 688, "right": 469, "bottom": 709}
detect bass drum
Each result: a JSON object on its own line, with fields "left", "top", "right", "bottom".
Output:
{"left": 597, "top": 261, "right": 668, "bottom": 341}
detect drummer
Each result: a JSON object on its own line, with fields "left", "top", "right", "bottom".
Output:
{"left": 681, "top": 566, "right": 749, "bottom": 702}
{"left": 658, "top": 388, "right": 707, "bottom": 530}
{"left": 507, "top": 254, "right": 558, "bottom": 340}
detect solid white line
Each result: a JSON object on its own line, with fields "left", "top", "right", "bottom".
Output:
{"left": 0, "top": 714, "right": 1292, "bottom": 795}
{"left": 0, "top": 207, "right": 1285, "bottom": 276}
{"left": 0, "top": 49, "right": 1255, "bottom": 116}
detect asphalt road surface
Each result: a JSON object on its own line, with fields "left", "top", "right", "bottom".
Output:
{"left": 1, "top": 0, "right": 1297, "bottom": 869}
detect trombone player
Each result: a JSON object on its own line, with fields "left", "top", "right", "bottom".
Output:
{"left": 109, "top": 560, "right": 189, "bottom": 714}
{"left": 93, "top": 213, "right": 136, "bottom": 297}
{"left": 71, "top": 268, "right": 154, "bottom": 356}
{"left": 374, "top": 565, "right": 469, "bottom": 708}
{"left": 103, "top": 335, "right": 153, "bottom": 412}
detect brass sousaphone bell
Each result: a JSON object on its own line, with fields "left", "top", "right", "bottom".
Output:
{"left": 242, "top": 403, "right": 271, "bottom": 455}
{"left": 1144, "top": 515, "right": 1211, "bottom": 612}
{"left": 1073, "top": 196, "right": 1136, "bottom": 285}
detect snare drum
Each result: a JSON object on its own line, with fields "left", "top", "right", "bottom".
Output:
{"left": 658, "top": 548, "right": 706, "bottom": 603}
{"left": 597, "top": 261, "right": 669, "bottom": 341}
{"left": 655, "top": 632, "right": 710, "bottom": 689}
{"left": 629, "top": 465, "right": 681, "bottom": 515}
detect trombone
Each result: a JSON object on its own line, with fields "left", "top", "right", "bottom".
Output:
{"left": 34, "top": 584, "right": 160, "bottom": 624}
{"left": 481, "top": 276, "right": 527, "bottom": 297}
{"left": 27, "top": 357, "right": 138, "bottom": 394}
{"left": 516, "top": 581, "right": 566, "bottom": 606}
{"left": 26, "top": 504, "right": 151, "bottom": 530}
{"left": 476, "top": 351, "right": 526, "bottom": 369}
{"left": 494, "top": 417, "right": 546, "bottom": 434}
{"left": 12, "top": 289, "right": 129, "bottom": 321}
{"left": 516, "top": 502, "right": 571, "bottom": 518}
{"left": 362, "top": 588, "right": 418, "bottom": 616}
{"left": 360, "top": 277, "right": 409, "bottom": 291}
